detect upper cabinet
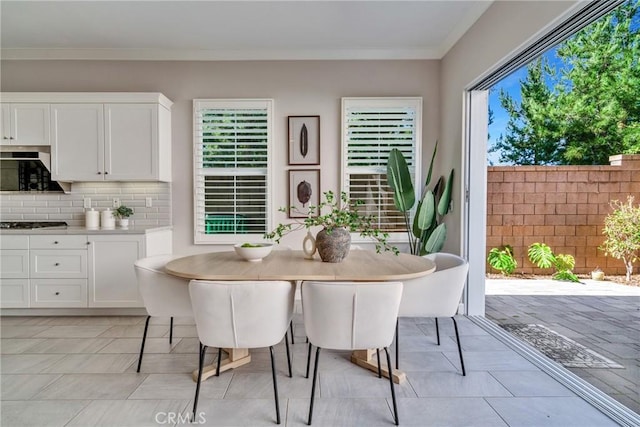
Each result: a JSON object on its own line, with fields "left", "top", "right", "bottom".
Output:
{"left": 0, "top": 103, "right": 50, "bottom": 146}
{"left": 1, "top": 93, "right": 172, "bottom": 182}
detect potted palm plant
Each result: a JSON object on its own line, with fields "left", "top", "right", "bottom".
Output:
{"left": 113, "top": 205, "right": 133, "bottom": 229}
{"left": 265, "top": 191, "right": 398, "bottom": 262}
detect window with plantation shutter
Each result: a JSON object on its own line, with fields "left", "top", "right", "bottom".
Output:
{"left": 193, "top": 99, "right": 273, "bottom": 244}
{"left": 341, "top": 97, "right": 422, "bottom": 235}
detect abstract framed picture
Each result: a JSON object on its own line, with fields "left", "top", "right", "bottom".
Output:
{"left": 288, "top": 169, "right": 320, "bottom": 218}
{"left": 288, "top": 115, "right": 320, "bottom": 165}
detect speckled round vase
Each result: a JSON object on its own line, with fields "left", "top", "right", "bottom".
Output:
{"left": 316, "top": 227, "right": 351, "bottom": 263}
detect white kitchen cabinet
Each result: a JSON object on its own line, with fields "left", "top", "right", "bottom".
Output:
{"left": 0, "top": 103, "right": 50, "bottom": 146}
{"left": 50, "top": 104, "right": 104, "bottom": 181}
{"left": 88, "top": 235, "right": 145, "bottom": 307}
{"left": 51, "top": 101, "right": 170, "bottom": 182}
{"left": 0, "top": 235, "right": 30, "bottom": 308}
{"left": 30, "top": 279, "right": 87, "bottom": 308}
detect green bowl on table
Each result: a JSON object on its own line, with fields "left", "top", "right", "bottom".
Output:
{"left": 233, "top": 243, "right": 274, "bottom": 262}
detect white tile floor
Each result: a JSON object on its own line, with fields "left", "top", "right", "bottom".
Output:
{"left": 1, "top": 314, "right": 620, "bottom": 426}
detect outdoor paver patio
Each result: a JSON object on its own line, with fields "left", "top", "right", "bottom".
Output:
{"left": 486, "top": 278, "right": 640, "bottom": 415}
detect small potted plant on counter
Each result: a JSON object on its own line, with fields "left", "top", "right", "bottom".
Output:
{"left": 113, "top": 205, "right": 133, "bottom": 229}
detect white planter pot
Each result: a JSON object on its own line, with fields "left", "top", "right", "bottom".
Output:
{"left": 118, "top": 218, "right": 130, "bottom": 229}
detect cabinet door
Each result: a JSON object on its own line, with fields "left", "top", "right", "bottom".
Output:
{"left": 88, "top": 235, "right": 144, "bottom": 307}
{"left": 1, "top": 279, "right": 29, "bottom": 308}
{"left": 105, "top": 104, "right": 158, "bottom": 180}
{"left": 30, "top": 250, "right": 88, "bottom": 279}
{"left": 1, "top": 103, "right": 50, "bottom": 146}
{"left": 51, "top": 104, "right": 104, "bottom": 181}
{"left": 0, "top": 250, "right": 29, "bottom": 278}
{"left": 30, "top": 279, "right": 87, "bottom": 308}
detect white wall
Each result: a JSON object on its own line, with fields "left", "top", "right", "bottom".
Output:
{"left": 1, "top": 60, "right": 440, "bottom": 254}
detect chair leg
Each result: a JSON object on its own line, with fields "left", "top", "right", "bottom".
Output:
{"left": 308, "top": 347, "right": 321, "bottom": 425}
{"left": 216, "top": 348, "right": 222, "bottom": 376}
{"left": 269, "top": 346, "right": 281, "bottom": 424}
{"left": 136, "top": 315, "right": 151, "bottom": 372}
{"left": 285, "top": 331, "right": 292, "bottom": 378}
{"left": 305, "top": 342, "right": 313, "bottom": 378}
{"left": 169, "top": 316, "right": 174, "bottom": 344}
{"left": 384, "top": 347, "right": 399, "bottom": 426}
{"left": 376, "top": 349, "right": 382, "bottom": 378}
{"left": 435, "top": 317, "right": 440, "bottom": 345}
{"left": 452, "top": 317, "right": 466, "bottom": 376}
{"left": 290, "top": 320, "right": 295, "bottom": 344}
{"left": 192, "top": 343, "right": 207, "bottom": 420}
{"left": 395, "top": 319, "right": 399, "bottom": 370}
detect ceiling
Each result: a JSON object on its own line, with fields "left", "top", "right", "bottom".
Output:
{"left": 0, "top": 1, "right": 493, "bottom": 60}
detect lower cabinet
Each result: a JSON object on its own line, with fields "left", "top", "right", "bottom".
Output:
{"left": 1, "top": 279, "right": 30, "bottom": 308}
{"left": 88, "top": 235, "right": 144, "bottom": 307}
{"left": 31, "top": 279, "right": 87, "bottom": 308}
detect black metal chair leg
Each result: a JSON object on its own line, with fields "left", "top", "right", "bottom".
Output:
{"left": 376, "top": 349, "right": 382, "bottom": 378}
{"left": 169, "top": 316, "right": 174, "bottom": 344}
{"left": 216, "top": 347, "right": 222, "bottom": 376}
{"left": 285, "top": 331, "right": 292, "bottom": 378}
{"left": 395, "top": 319, "right": 399, "bottom": 370}
{"left": 452, "top": 317, "right": 466, "bottom": 376}
{"left": 384, "top": 347, "right": 399, "bottom": 425}
{"left": 269, "top": 346, "right": 281, "bottom": 424}
{"left": 305, "top": 342, "right": 313, "bottom": 378}
{"left": 435, "top": 317, "right": 440, "bottom": 345}
{"left": 192, "top": 343, "right": 207, "bottom": 420}
{"left": 290, "top": 320, "right": 295, "bottom": 344}
{"left": 308, "top": 347, "right": 321, "bottom": 425}
{"left": 136, "top": 315, "right": 151, "bottom": 372}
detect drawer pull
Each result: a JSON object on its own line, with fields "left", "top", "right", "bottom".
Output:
{"left": 55, "top": 292, "right": 60, "bottom": 296}
{"left": 54, "top": 263, "right": 60, "bottom": 266}
{"left": 54, "top": 241, "right": 59, "bottom": 244}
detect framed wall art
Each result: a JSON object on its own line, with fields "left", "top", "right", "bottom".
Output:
{"left": 288, "top": 169, "right": 320, "bottom": 218}
{"left": 288, "top": 115, "right": 320, "bottom": 165}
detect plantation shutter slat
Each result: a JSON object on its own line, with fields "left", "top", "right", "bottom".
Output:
{"left": 194, "top": 100, "right": 272, "bottom": 242}
{"left": 342, "top": 98, "right": 422, "bottom": 232}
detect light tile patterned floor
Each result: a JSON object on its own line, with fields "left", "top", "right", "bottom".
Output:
{"left": 1, "top": 314, "right": 619, "bottom": 426}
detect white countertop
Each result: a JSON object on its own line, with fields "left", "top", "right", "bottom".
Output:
{"left": 0, "top": 225, "right": 172, "bottom": 235}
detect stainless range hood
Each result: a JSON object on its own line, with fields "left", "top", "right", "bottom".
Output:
{"left": 0, "top": 145, "right": 51, "bottom": 172}
{"left": 0, "top": 145, "right": 68, "bottom": 192}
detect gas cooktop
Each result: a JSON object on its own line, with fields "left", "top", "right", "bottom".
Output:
{"left": 0, "top": 221, "right": 68, "bottom": 230}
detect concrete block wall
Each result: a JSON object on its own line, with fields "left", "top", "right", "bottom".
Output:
{"left": 487, "top": 154, "right": 640, "bottom": 275}
{"left": 0, "top": 182, "right": 171, "bottom": 228}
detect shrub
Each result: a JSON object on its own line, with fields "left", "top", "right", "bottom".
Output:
{"left": 527, "top": 242, "right": 579, "bottom": 282}
{"left": 600, "top": 196, "right": 640, "bottom": 282}
{"left": 487, "top": 245, "right": 517, "bottom": 275}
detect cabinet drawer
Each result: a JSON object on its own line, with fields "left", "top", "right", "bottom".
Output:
{"left": 0, "top": 250, "right": 29, "bottom": 278}
{"left": 0, "top": 278, "right": 29, "bottom": 308}
{"left": 30, "top": 250, "right": 87, "bottom": 278}
{"left": 0, "top": 235, "right": 29, "bottom": 250}
{"left": 30, "top": 235, "right": 88, "bottom": 249}
{"left": 30, "top": 279, "right": 87, "bottom": 307}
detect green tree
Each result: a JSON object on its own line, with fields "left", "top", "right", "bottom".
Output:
{"left": 555, "top": 0, "right": 640, "bottom": 164}
{"left": 492, "top": 1, "right": 640, "bottom": 165}
{"left": 490, "top": 58, "right": 564, "bottom": 165}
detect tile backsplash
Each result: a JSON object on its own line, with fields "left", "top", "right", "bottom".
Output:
{"left": 0, "top": 182, "right": 171, "bottom": 227}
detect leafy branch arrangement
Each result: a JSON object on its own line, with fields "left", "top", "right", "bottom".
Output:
{"left": 264, "top": 191, "right": 398, "bottom": 254}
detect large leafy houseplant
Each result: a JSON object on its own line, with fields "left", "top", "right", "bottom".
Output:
{"left": 386, "top": 141, "right": 454, "bottom": 255}
{"left": 264, "top": 190, "right": 398, "bottom": 256}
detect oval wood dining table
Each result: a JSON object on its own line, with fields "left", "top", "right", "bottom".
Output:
{"left": 165, "top": 249, "right": 436, "bottom": 384}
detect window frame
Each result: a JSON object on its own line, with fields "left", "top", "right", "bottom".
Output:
{"left": 192, "top": 98, "right": 274, "bottom": 245}
{"left": 340, "top": 96, "right": 422, "bottom": 244}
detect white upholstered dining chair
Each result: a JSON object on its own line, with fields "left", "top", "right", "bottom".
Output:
{"left": 189, "top": 279, "right": 295, "bottom": 424}
{"left": 302, "top": 280, "right": 403, "bottom": 425}
{"left": 133, "top": 254, "right": 193, "bottom": 372}
{"left": 396, "top": 252, "right": 469, "bottom": 375}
